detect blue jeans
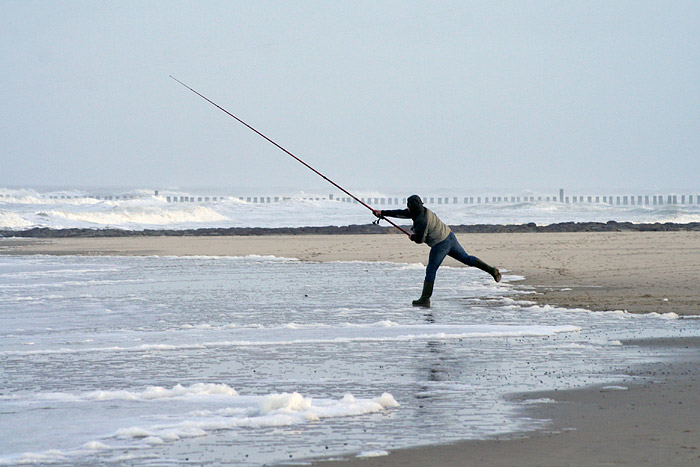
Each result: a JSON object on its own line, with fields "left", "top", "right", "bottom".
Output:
{"left": 425, "top": 232, "right": 478, "bottom": 282}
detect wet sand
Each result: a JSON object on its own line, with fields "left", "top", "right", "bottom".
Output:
{"left": 3, "top": 231, "right": 699, "bottom": 315}
{"left": 2, "top": 231, "right": 700, "bottom": 465}
{"left": 314, "top": 337, "right": 700, "bottom": 467}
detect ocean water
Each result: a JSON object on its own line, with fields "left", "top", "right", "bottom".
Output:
{"left": 1, "top": 187, "right": 700, "bottom": 230}
{"left": 1, "top": 255, "right": 699, "bottom": 465}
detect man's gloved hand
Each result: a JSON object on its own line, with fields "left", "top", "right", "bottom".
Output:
{"left": 410, "top": 233, "right": 418, "bottom": 243}
{"left": 372, "top": 209, "right": 383, "bottom": 218}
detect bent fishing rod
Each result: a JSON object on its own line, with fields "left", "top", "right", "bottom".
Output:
{"left": 170, "top": 75, "right": 411, "bottom": 237}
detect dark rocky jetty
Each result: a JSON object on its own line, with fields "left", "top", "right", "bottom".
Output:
{"left": 2, "top": 221, "right": 699, "bottom": 238}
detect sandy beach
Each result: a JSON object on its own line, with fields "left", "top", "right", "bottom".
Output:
{"left": 3, "top": 231, "right": 699, "bottom": 316}
{"left": 2, "top": 231, "right": 700, "bottom": 465}
{"left": 314, "top": 338, "right": 700, "bottom": 467}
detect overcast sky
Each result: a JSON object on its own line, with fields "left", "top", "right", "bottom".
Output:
{"left": 1, "top": 1, "right": 698, "bottom": 193}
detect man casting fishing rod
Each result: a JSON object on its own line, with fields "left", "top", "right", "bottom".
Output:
{"left": 373, "top": 195, "right": 501, "bottom": 308}
{"left": 170, "top": 77, "right": 500, "bottom": 308}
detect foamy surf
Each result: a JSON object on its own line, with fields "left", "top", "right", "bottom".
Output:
{"left": 0, "top": 322, "right": 581, "bottom": 357}
{"left": 7, "top": 383, "right": 239, "bottom": 402}
{"left": 1, "top": 255, "right": 699, "bottom": 465}
{"left": 2, "top": 186, "right": 699, "bottom": 230}
{"left": 0, "top": 385, "right": 398, "bottom": 465}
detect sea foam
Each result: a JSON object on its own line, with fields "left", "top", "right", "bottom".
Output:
{"left": 2, "top": 254, "right": 699, "bottom": 466}
{"left": 2, "top": 186, "right": 700, "bottom": 230}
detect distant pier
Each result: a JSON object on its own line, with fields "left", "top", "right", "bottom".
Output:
{"left": 5, "top": 189, "right": 699, "bottom": 206}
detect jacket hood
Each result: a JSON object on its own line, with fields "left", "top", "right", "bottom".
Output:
{"left": 407, "top": 195, "right": 424, "bottom": 218}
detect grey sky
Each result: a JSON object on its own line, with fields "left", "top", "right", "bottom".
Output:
{"left": 2, "top": 1, "right": 699, "bottom": 192}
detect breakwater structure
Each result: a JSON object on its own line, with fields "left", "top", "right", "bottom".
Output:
{"left": 2, "top": 189, "right": 698, "bottom": 206}
{"left": 314, "top": 189, "right": 700, "bottom": 207}
{"left": 4, "top": 221, "right": 700, "bottom": 239}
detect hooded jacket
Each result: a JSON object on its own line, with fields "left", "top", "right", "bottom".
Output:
{"left": 381, "top": 195, "right": 451, "bottom": 246}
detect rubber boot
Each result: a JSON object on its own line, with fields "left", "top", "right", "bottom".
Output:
{"left": 412, "top": 281, "right": 434, "bottom": 307}
{"left": 471, "top": 258, "right": 501, "bottom": 283}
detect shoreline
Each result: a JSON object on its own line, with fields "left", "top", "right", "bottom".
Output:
{"left": 2, "top": 232, "right": 700, "bottom": 465}
{"left": 312, "top": 336, "right": 700, "bottom": 466}
{"left": 2, "top": 231, "right": 699, "bottom": 316}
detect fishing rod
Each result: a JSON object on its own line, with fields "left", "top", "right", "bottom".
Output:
{"left": 170, "top": 75, "right": 411, "bottom": 237}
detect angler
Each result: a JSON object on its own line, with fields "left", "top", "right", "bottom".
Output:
{"left": 374, "top": 195, "right": 501, "bottom": 308}
{"left": 171, "top": 77, "right": 498, "bottom": 308}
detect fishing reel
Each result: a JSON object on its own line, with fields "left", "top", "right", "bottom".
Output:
{"left": 371, "top": 210, "right": 384, "bottom": 226}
